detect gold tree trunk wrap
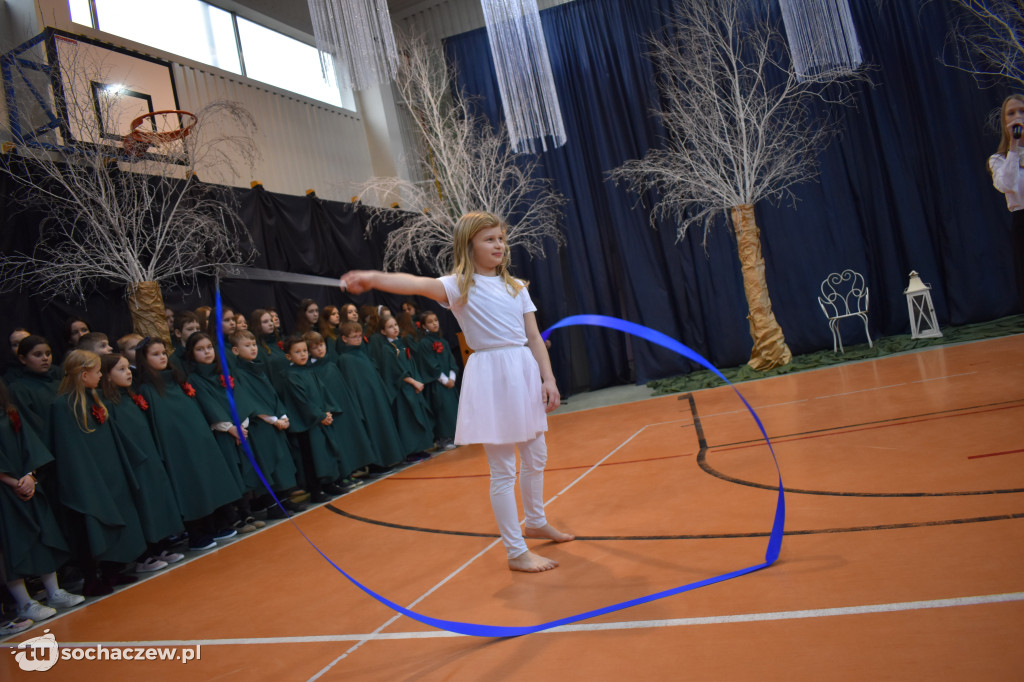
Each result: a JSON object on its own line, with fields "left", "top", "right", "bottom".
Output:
{"left": 128, "top": 281, "right": 172, "bottom": 347}
{"left": 730, "top": 204, "right": 793, "bottom": 370}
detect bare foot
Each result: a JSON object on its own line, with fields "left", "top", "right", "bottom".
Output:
{"left": 524, "top": 523, "right": 575, "bottom": 543}
{"left": 508, "top": 550, "right": 559, "bottom": 572}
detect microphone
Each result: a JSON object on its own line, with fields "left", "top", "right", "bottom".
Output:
{"left": 1014, "top": 123, "right": 1023, "bottom": 140}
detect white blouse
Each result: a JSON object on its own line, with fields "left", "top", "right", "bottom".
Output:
{"left": 989, "top": 150, "right": 1024, "bottom": 211}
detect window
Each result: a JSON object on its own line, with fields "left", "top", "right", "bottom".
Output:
{"left": 236, "top": 17, "right": 352, "bottom": 109}
{"left": 69, "top": 0, "right": 353, "bottom": 109}
{"left": 87, "top": 0, "right": 241, "bottom": 74}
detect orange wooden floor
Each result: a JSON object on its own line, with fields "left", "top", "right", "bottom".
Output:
{"left": 3, "top": 336, "right": 1023, "bottom": 681}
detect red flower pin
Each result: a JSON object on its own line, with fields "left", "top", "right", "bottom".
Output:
{"left": 7, "top": 407, "right": 21, "bottom": 433}
{"left": 131, "top": 394, "right": 149, "bottom": 411}
{"left": 277, "top": 341, "right": 284, "bottom": 350}
{"left": 219, "top": 374, "right": 235, "bottom": 389}
{"left": 405, "top": 347, "right": 411, "bottom": 359}
{"left": 182, "top": 382, "right": 197, "bottom": 398}
{"left": 91, "top": 404, "right": 107, "bottom": 425}
{"left": 432, "top": 341, "right": 444, "bottom": 354}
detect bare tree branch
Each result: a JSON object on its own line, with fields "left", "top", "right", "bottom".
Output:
{"left": 607, "top": 0, "right": 866, "bottom": 371}
{"left": 943, "top": 0, "right": 1024, "bottom": 88}
{"left": 607, "top": 0, "right": 866, "bottom": 243}
{"left": 356, "top": 34, "right": 565, "bottom": 273}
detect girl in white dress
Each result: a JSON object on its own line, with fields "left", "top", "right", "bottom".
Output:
{"left": 340, "top": 211, "right": 573, "bottom": 572}
{"left": 989, "top": 94, "right": 1024, "bottom": 308}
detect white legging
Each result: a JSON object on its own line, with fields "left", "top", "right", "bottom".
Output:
{"left": 483, "top": 434, "right": 548, "bottom": 559}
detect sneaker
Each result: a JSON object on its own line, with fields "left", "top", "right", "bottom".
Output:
{"left": 267, "top": 499, "right": 308, "bottom": 518}
{"left": 18, "top": 600, "right": 57, "bottom": 621}
{"left": 244, "top": 516, "right": 266, "bottom": 529}
{"left": 444, "top": 441, "right": 458, "bottom": 451}
{"left": 350, "top": 466, "right": 369, "bottom": 478}
{"left": 82, "top": 577, "right": 113, "bottom": 597}
{"left": 45, "top": 589, "right": 85, "bottom": 609}
{"left": 156, "top": 550, "right": 185, "bottom": 564}
{"left": 283, "top": 498, "right": 308, "bottom": 512}
{"left": 135, "top": 558, "right": 169, "bottom": 573}
{"left": 213, "top": 528, "right": 237, "bottom": 541}
{"left": 188, "top": 537, "right": 217, "bottom": 551}
{"left": 310, "top": 491, "right": 329, "bottom": 503}
{"left": 107, "top": 573, "right": 138, "bottom": 587}
{"left": 288, "top": 489, "right": 310, "bottom": 504}
{"left": 165, "top": 533, "right": 188, "bottom": 546}
{"left": 233, "top": 522, "right": 258, "bottom": 533}
{"left": 0, "top": 617, "right": 33, "bottom": 636}
{"left": 404, "top": 452, "right": 431, "bottom": 462}
{"left": 322, "top": 482, "right": 347, "bottom": 496}
{"left": 366, "top": 464, "right": 393, "bottom": 477}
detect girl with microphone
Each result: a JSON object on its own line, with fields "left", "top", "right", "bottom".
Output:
{"left": 989, "top": 94, "right": 1024, "bottom": 309}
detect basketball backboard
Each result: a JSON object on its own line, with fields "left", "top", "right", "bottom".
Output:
{"left": 2, "top": 28, "right": 180, "bottom": 160}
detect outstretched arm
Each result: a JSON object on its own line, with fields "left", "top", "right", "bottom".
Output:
{"left": 340, "top": 271, "right": 447, "bottom": 304}
{"left": 524, "top": 312, "right": 560, "bottom": 412}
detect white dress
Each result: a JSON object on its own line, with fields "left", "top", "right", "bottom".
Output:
{"left": 438, "top": 273, "right": 548, "bottom": 445}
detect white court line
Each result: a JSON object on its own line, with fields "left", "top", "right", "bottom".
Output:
{"left": 309, "top": 424, "right": 657, "bottom": 679}
{"left": 814, "top": 383, "right": 906, "bottom": 399}
{"left": 699, "top": 399, "right": 809, "bottom": 419}
{"left": 12, "top": 592, "right": 1020, "bottom": 649}
{"left": 911, "top": 372, "right": 977, "bottom": 383}
{"left": 308, "top": 538, "right": 503, "bottom": 680}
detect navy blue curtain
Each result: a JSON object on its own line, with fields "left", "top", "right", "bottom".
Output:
{"left": 445, "top": 0, "right": 1019, "bottom": 391}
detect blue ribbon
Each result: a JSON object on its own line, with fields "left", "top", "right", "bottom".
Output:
{"left": 214, "top": 291, "right": 784, "bottom": 638}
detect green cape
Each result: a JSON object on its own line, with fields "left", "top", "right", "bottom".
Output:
{"left": 49, "top": 393, "right": 147, "bottom": 563}
{"left": 137, "top": 371, "right": 242, "bottom": 521}
{"left": 107, "top": 389, "right": 184, "bottom": 543}
{"left": 337, "top": 344, "right": 406, "bottom": 466}
{"left": 0, "top": 408, "right": 70, "bottom": 579}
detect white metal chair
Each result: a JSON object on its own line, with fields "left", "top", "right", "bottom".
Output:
{"left": 817, "top": 269, "right": 872, "bottom": 353}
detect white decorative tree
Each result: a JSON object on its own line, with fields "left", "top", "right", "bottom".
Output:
{"left": 608, "top": 0, "right": 865, "bottom": 370}
{"left": 944, "top": 0, "right": 1024, "bottom": 87}
{"left": 356, "top": 35, "right": 565, "bottom": 273}
{"left": 0, "top": 47, "right": 258, "bottom": 344}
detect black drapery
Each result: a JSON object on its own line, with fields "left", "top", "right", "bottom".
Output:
{"left": 445, "top": 0, "right": 1020, "bottom": 391}
{"left": 0, "top": 177, "right": 454, "bottom": 367}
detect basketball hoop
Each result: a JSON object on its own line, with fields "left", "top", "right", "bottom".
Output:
{"left": 122, "top": 109, "right": 197, "bottom": 158}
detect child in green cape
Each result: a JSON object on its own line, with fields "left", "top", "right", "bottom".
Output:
{"left": 51, "top": 350, "right": 148, "bottom": 595}
{"left": 135, "top": 338, "right": 242, "bottom": 551}
{"left": 0, "top": 377, "right": 83, "bottom": 621}
{"left": 337, "top": 322, "right": 406, "bottom": 471}
{"left": 99, "top": 354, "right": 185, "bottom": 567}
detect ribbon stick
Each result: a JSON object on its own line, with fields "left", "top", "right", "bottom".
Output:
{"left": 214, "top": 290, "right": 784, "bottom": 638}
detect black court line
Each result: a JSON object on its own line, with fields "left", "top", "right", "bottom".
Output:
{"left": 324, "top": 504, "right": 1024, "bottom": 540}
{"left": 689, "top": 394, "right": 1024, "bottom": 497}
{"left": 697, "top": 396, "right": 1024, "bottom": 451}
{"left": 325, "top": 393, "right": 1024, "bottom": 538}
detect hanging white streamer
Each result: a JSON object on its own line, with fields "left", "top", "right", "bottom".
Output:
{"left": 481, "top": 0, "right": 567, "bottom": 153}
{"left": 778, "top": 0, "right": 863, "bottom": 81}
{"left": 307, "top": 0, "right": 399, "bottom": 92}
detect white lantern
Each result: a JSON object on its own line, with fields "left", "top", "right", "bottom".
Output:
{"left": 903, "top": 271, "right": 942, "bottom": 340}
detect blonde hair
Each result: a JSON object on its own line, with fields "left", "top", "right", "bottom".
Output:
{"left": 450, "top": 211, "right": 525, "bottom": 305}
{"left": 995, "top": 94, "right": 1024, "bottom": 157}
{"left": 59, "top": 349, "right": 106, "bottom": 432}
